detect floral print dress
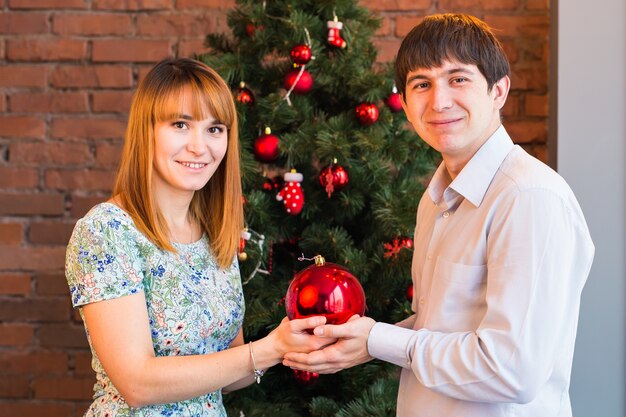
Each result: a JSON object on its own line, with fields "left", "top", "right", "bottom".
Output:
{"left": 65, "top": 203, "right": 245, "bottom": 417}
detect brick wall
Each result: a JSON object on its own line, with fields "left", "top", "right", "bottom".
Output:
{"left": 0, "top": 0, "right": 549, "bottom": 415}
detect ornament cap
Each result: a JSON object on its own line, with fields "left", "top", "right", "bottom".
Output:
{"left": 264, "top": 127, "right": 271, "bottom": 135}
{"left": 240, "top": 81, "right": 246, "bottom": 88}
{"left": 314, "top": 255, "right": 326, "bottom": 266}
{"left": 284, "top": 170, "right": 303, "bottom": 182}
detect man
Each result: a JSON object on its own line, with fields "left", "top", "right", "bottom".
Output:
{"left": 283, "top": 13, "right": 594, "bottom": 417}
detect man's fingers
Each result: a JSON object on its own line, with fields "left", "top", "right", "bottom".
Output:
{"left": 289, "top": 315, "right": 327, "bottom": 331}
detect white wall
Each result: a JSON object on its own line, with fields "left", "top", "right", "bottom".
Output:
{"left": 557, "top": 0, "right": 626, "bottom": 416}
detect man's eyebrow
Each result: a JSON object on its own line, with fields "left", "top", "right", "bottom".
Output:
{"left": 406, "top": 67, "right": 475, "bottom": 84}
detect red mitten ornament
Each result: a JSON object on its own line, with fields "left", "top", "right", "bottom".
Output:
{"left": 276, "top": 169, "right": 304, "bottom": 215}
{"left": 327, "top": 16, "right": 347, "bottom": 48}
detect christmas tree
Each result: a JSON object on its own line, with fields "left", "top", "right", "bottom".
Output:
{"left": 198, "top": 1, "right": 437, "bottom": 415}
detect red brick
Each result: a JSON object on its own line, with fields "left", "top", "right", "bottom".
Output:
{"left": 95, "top": 142, "right": 123, "bottom": 168}
{"left": 0, "top": 166, "right": 39, "bottom": 188}
{"left": 29, "top": 221, "right": 76, "bottom": 245}
{"left": 375, "top": 16, "right": 391, "bottom": 36}
{"left": 525, "top": 94, "right": 549, "bottom": 117}
{"left": 50, "top": 117, "right": 127, "bottom": 140}
{"left": 52, "top": 13, "right": 132, "bottom": 36}
{"left": 10, "top": 91, "right": 88, "bottom": 113}
{"left": 0, "top": 375, "right": 30, "bottom": 398}
{"left": 178, "top": 38, "right": 210, "bottom": 58}
{"left": 93, "top": 0, "right": 172, "bottom": 10}
{"left": 502, "top": 94, "right": 519, "bottom": 117}
{"left": 484, "top": 15, "right": 550, "bottom": 38}
{"left": 440, "top": 0, "right": 518, "bottom": 10}
{"left": 50, "top": 64, "right": 132, "bottom": 88}
{"left": 0, "top": 223, "right": 24, "bottom": 246}
{"left": 0, "top": 402, "right": 73, "bottom": 417}
{"left": 0, "top": 246, "right": 66, "bottom": 270}
{"left": 0, "top": 12, "right": 48, "bottom": 34}
{"left": 45, "top": 169, "right": 116, "bottom": 191}
{"left": 7, "top": 39, "right": 87, "bottom": 61}
{"left": 34, "top": 376, "right": 94, "bottom": 400}
{"left": 504, "top": 120, "right": 547, "bottom": 144}
{"left": 37, "top": 272, "right": 71, "bottom": 296}
{"left": 527, "top": 0, "right": 548, "bottom": 10}
{"left": 9, "top": 141, "right": 93, "bottom": 165}
{"left": 0, "top": 351, "right": 68, "bottom": 374}
{"left": 0, "top": 273, "right": 31, "bottom": 295}
{"left": 70, "top": 195, "right": 107, "bottom": 218}
{"left": 92, "top": 39, "right": 171, "bottom": 62}
{"left": 137, "top": 13, "right": 227, "bottom": 37}
{"left": 0, "top": 297, "right": 68, "bottom": 321}
{"left": 510, "top": 65, "right": 548, "bottom": 90}
{"left": 91, "top": 91, "right": 133, "bottom": 113}
{"left": 0, "top": 115, "right": 45, "bottom": 139}
{"left": 395, "top": 15, "right": 423, "bottom": 37}
{"left": 0, "top": 65, "right": 47, "bottom": 87}
{"left": 360, "top": 0, "right": 431, "bottom": 11}
{"left": 0, "top": 193, "right": 65, "bottom": 216}
{"left": 0, "top": 323, "right": 34, "bottom": 346}
{"left": 176, "top": 0, "right": 233, "bottom": 7}
{"left": 38, "top": 323, "right": 89, "bottom": 348}
{"left": 0, "top": 93, "right": 5, "bottom": 112}
{"left": 373, "top": 38, "right": 401, "bottom": 62}
{"left": 73, "top": 351, "right": 93, "bottom": 375}
{"left": 8, "top": 0, "right": 86, "bottom": 8}
{"left": 501, "top": 40, "right": 519, "bottom": 64}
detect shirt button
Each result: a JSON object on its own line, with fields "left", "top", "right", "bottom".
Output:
{"left": 443, "top": 211, "right": 450, "bottom": 218}
{"left": 427, "top": 254, "right": 432, "bottom": 260}
{"left": 419, "top": 297, "right": 425, "bottom": 304}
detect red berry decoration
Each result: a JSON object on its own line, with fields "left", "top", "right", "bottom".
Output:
{"left": 253, "top": 127, "right": 280, "bottom": 163}
{"left": 406, "top": 282, "right": 414, "bottom": 303}
{"left": 293, "top": 369, "right": 319, "bottom": 385}
{"left": 383, "top": 236, "right": 413, "bottom": 258}
{"left": 262, "top": 175, "right": 284, "bottom": 192}
{"left": 235, "top": 82, "right": 255, "bottom": 106}
{"left": 285, "top": 255, "right": 366, "bottom": 325}
{"left": 290, "top": 44, "right": 312, "bottom": 66}
{"left": 276, "top": 170, "right": 304, "bottom": 215}
{"left": 386, "top": 86, "right": 403, "bottom": 112}
{"left": 245, "top": 22, "right": 264, "bottom": 37}
{"left": 319, "top": 160, "right": 349, "bottom": 198}
{"left": 284, "top": 68, "right": 313, "bottom": 95}
{"left": 355, "top": 102, "right": 379, "bottom": 126}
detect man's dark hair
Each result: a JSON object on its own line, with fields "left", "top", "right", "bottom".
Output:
{"left": 395, "top": 14, "right": 510, "bottom": 96}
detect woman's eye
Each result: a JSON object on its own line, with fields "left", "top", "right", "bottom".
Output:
{"left": 208, "top": 126, "right": 225, "bottom": 134}
{"left": 173, "top": 121, "right": 187, "bottom": 129}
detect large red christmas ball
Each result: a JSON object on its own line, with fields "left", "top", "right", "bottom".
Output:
{"left": 355, "top": 102, "right": 379, "bottom": 126}
{"left": 386, "top": 92, "right": 403, "bottom": 112}
{"left": 253, "top": 127, "right": 280, "bottom": 163}
{"left": 285, "top": 256, "right": 366, "bottom": 325}
{"left": 284, "top": 68, "right": 313, "bottom": 95}
{"left": 290, "top": 44, "right": 312, "bottom": 66}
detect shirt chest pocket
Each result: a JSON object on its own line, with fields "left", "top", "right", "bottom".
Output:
{"left": 424, "top": 257, "right": 487, "bottom": 332}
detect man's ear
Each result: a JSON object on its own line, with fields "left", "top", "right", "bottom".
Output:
{"left": 492, "top": 75, "right": 510, "bottom": 110}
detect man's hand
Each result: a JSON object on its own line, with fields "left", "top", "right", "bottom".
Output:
{"left": 282, "top": 315, "right": 376, "bottom": 374}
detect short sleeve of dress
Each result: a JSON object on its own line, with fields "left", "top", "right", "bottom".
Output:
{"left": 65, "top": 204, "right": 146, "bottom": 308}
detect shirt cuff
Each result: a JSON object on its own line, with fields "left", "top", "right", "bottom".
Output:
{"left": 367, "top": 322, "right": 417, "bottom": 369}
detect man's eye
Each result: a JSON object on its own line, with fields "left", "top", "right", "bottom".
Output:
{"left": 452, "top": 77, "right": 467, "bottom": 84}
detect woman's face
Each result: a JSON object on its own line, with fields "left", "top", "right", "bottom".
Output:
{"left": 152, "top": 88, "right": 228, "bottom": 199}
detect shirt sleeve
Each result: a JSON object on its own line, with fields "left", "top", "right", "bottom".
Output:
{"left": 65, "top": 212, "right": 145, "bottom": 308}
{"left": 369, "top": 187, "right": 594, "bottom": 403}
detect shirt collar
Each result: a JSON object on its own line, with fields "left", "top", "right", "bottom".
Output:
{"left": 428, "top": 125, "right": 514, "bottom": 208}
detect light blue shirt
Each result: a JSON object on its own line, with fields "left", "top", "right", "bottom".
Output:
{"left": 368, "top": 125, "right": 594, "bottom": 417}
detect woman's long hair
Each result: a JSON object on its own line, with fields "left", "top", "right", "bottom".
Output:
{"left": 113, "top": 57, "right": 243, "bottom": 269}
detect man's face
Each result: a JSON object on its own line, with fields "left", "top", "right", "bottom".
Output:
{"left": 401, "top": 60, "right": 509, "bottom": 175}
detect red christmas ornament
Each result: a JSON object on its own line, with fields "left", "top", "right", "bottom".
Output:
{"left": 285, "top": 255, "right": 366, "bottom": 325}
{"left": 386, "top": 86, "right": 403, "bottom": 113}
{"left": 290, "top": 44, "right": 312, "bottom": 66}
{"left": 293, "top": 369, "right": 319, "bottom": 385}
{"left": 253, "top": 127, "right": 280, "bottom": 163}
{"left": 355, "top": 102, "right": 379, "bottom": 126}
{"left": 319, "top": 160, "right": 349, "bottom": 198}
{"left": 327, "top": 16, "right": 347, "bottom": 48}
{"left": 406, "top": 282, "right": 414, "bottom": 303}
{"left": 276, "top": 170, "right": 304, "bottom": 215}
{"left": 284, "top": 68, "right": 313, "bottom": 95}
{"left": 235, "top": 82, "right": 255, "bottom": 106}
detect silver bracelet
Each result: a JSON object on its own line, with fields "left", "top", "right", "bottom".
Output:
{"left": 248, "top": 341, "right": 265, "bottom": 384}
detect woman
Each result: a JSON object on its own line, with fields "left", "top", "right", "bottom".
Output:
{"left": 65, "top": 58, "right": 329, "bottom": 416}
